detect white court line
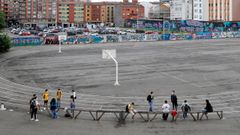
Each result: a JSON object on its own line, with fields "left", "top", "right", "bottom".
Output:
{"left": 140, "top": 65, "right": 202, "bottom": 88}
{"left": 160, "top": 72, "right": 202, "bottom": 88}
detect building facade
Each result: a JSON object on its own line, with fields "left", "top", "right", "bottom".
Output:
{"left": 193, "top": 0, "right": 208, "bottom": 21}
{"left": 19, "top": 0, "right": 57, "bottom": 26}
{"left": 148, "top": 2, "right": 170, "bottom": 20}
{"left": 0, "top": 0, "right": 20, "bottom": 24}
{"left": 58, "top": 0, "right": 84, "bottom": 27}
{"left": 209, "top": 0, "right": 240, "bottom": 21}
{"left": 114, "top": 0, "right": 144, "bottom": 27}
{"left": 170, "top": 0, "right": 193, "bottom": 20}
{"left": 84, "top": 2, "right": 116, "bottom": 24}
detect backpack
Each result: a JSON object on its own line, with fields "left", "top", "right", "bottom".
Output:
{"left": 184, "top": 104, "right": 190, "bottom": 112}
{"left": 125, "top": 104, "right": 129, "bottom": 113}
{"left": 147, "top": 95, "right": 151, "bottom": 102}
{"left": 30, "top": 99, "right": 36, "bottom": 108}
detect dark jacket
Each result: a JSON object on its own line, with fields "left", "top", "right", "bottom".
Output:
{"left": 50, "top": 99, "right": 57, "bottom": 110}
{"left": 205, "top": 103, "right": 213, "bottom": 112}
{"left": 171, "top": 94, "right": 177, "bottom": 103}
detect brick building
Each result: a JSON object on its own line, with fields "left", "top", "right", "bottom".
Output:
{"left": 19, "top": 0, "right": 57, "bottom": 26}
{"left": 57, "top": 0, "right": 84, "bottom": 27}
{"left": 115, "top": 0, "right": 144, "bottom": 27}
{"left": 84, "top": 2, "right": 117, "bottom": 25}
{"left": 0, "top": 0, "right": 20, "bottom": 24}
{"left": 84, "top": 0, "right": 144, "bottom": 26}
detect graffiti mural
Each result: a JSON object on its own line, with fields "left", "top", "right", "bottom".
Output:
{"left": 12, "top": 37, "right": 42, "bottom": 46}
{"left": 125, "top": 19, "right": 240, "bottom": 33}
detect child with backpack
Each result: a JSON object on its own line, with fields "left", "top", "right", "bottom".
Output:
{"left": 30, "top": 95, "right": 40, "bottom": 121}
{"left": 181, "top": 100, "right": 191, "bottom": 119}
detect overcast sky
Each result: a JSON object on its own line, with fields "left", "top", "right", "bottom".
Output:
{"left": 91, "top": 0, "right": 160, "bottom": 2}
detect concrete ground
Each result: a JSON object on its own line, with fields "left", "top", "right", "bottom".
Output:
{"left": 1, "top": 39, "right": 240, "bottom": 134}
{"left": 0, "top": 110, "right": 240, "bottom": 135}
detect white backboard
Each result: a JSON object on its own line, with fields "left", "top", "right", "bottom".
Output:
{"left": 58, "top": 35, "right": 67, "bottom": 41}
{"left": 102, "top": 49, "right": 116, "bottom": 59}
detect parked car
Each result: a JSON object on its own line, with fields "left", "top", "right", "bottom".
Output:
{"left": 117, "top": 31, "right": 127, "bottom": 35}
{"left": 19, "top": 30, "right": 31, "bottom": 36}
{"left": 136, "top": 29, "right": 145, "bottom": 33}
{"left": 30, "top": 30, "right": 38, "bottom": 35}
{"left": 13, "top": 28, "right": 21, "bottom": 34}
{"left": 43, "top": 33, "right": 56, "bottom": 38}
{"left": 67, "top": 31, "right": 76, "bottom": 36}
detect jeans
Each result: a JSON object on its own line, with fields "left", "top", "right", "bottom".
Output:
{"left": 148, "top": 102, "right": 153, "bottom": 112}
{"left": 183, "top": 111, "right": 188, "bottom": 119}
{"left": 57, "top": 99, "right": 61, "bottom": 108}
{"left": 51, "top": 109, "right": 57, "bottom": 119}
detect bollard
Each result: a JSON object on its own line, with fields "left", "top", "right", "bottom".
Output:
{"left": 0, "top": 103, "right": 6, "bottom": 111}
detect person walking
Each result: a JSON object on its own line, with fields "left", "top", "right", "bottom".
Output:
{"left": 171, "top": 90, "right": 178, "bottom": 111}
{"left": 181, "top": 100, "right": 191, "bottom": 119}
{"left": 42, "top": 89, "right": 49, "bottom": 109}
{"left": 50, "top": 98, "right": 57, "bottom": 119}
{"left": 30, "top": 95, "right": 40, "bottom": 121}
{"left": 56, "top": 88, "right": 62, "bottom": 108}
{"left": 201, "top": 99, "right": 213, "bottom": 120}
{"left": 147, "top": 91, "right": 154, "bottom": 112}
{"left": 162, "top": 100, "right": 170, "bottom": 121}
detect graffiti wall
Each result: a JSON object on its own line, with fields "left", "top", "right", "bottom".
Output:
{"left": 125, "top": 19, "right": 240, "bottom": 33}
{"left": 11, "top": 32, "right": 240, "bottom": 47}
{"left": 12, "top": 37, "right": 42, "bottom": 46}
{"left": 63, "top": 35, "right": 104, "bottom": 44}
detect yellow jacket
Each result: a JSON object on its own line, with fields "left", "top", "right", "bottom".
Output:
{"left": 42, "top": 92, "right": 49, "bottom": 101}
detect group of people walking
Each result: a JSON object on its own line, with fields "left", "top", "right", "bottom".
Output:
{"left": 127, "top": 90, "right": 213, "bottom": 121}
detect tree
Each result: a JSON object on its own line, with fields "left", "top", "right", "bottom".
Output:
{"left": 0, "top": 12, "right": 11, "bottom": 53}
{"left": 0, "top": 12, "right": 6, "bottom": 30}
{"left": 0, "top": 34, "right": 11, "bottom": 53}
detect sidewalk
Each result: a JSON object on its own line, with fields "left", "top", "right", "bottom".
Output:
{"left": 0, "top": 110, "right": 239, "bottom": 135}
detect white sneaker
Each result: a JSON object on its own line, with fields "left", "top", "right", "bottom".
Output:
{"left": 30, "top": 118, "right": 34, "bottom": 121}
{"left": 35, "top": 119, "right": 39, "bottom": 122}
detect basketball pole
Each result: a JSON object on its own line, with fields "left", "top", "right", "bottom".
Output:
{"left": 58, "top": 40, "right": 62, "bottom": 53}
{"left": 105, "top": 51, "right": 119, "bottom": 86}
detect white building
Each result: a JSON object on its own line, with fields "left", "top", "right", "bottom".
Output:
{"left": 193, "top": 0, "right": 208, "bottom": 21}
{"left": 170, "top": 0, "right": 209, "bottom": 21}
{"left": 170, "top": 0, "right": 193, "bottom": 20}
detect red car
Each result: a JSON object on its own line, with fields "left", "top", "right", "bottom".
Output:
{"left": 19, "top": 30, "right": 31, "bottom": 36}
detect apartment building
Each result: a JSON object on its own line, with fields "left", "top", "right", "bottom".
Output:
{"left": 209, "top": 0, "right": 240, "bottom": 21}
{"left": 170, "top": 0, "right": 193, "bottom": 20}
{"left": 0, "top": 0, "right": 20, "bottom": 23}
{"left": 58, "top": 0, "right": 84, "bottom": 27}
{"left": 19, "top": 0, "right": 57, "bottom": 26}
{"left": 193, "top": 0, "right": 208, "bottom": 21}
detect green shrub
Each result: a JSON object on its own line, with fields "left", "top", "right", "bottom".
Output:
{"left": 0, "top": 12, "right": 6, "bottom": 30}
{"left": 0, "top": 34, "right": 11, "bottom": 53}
